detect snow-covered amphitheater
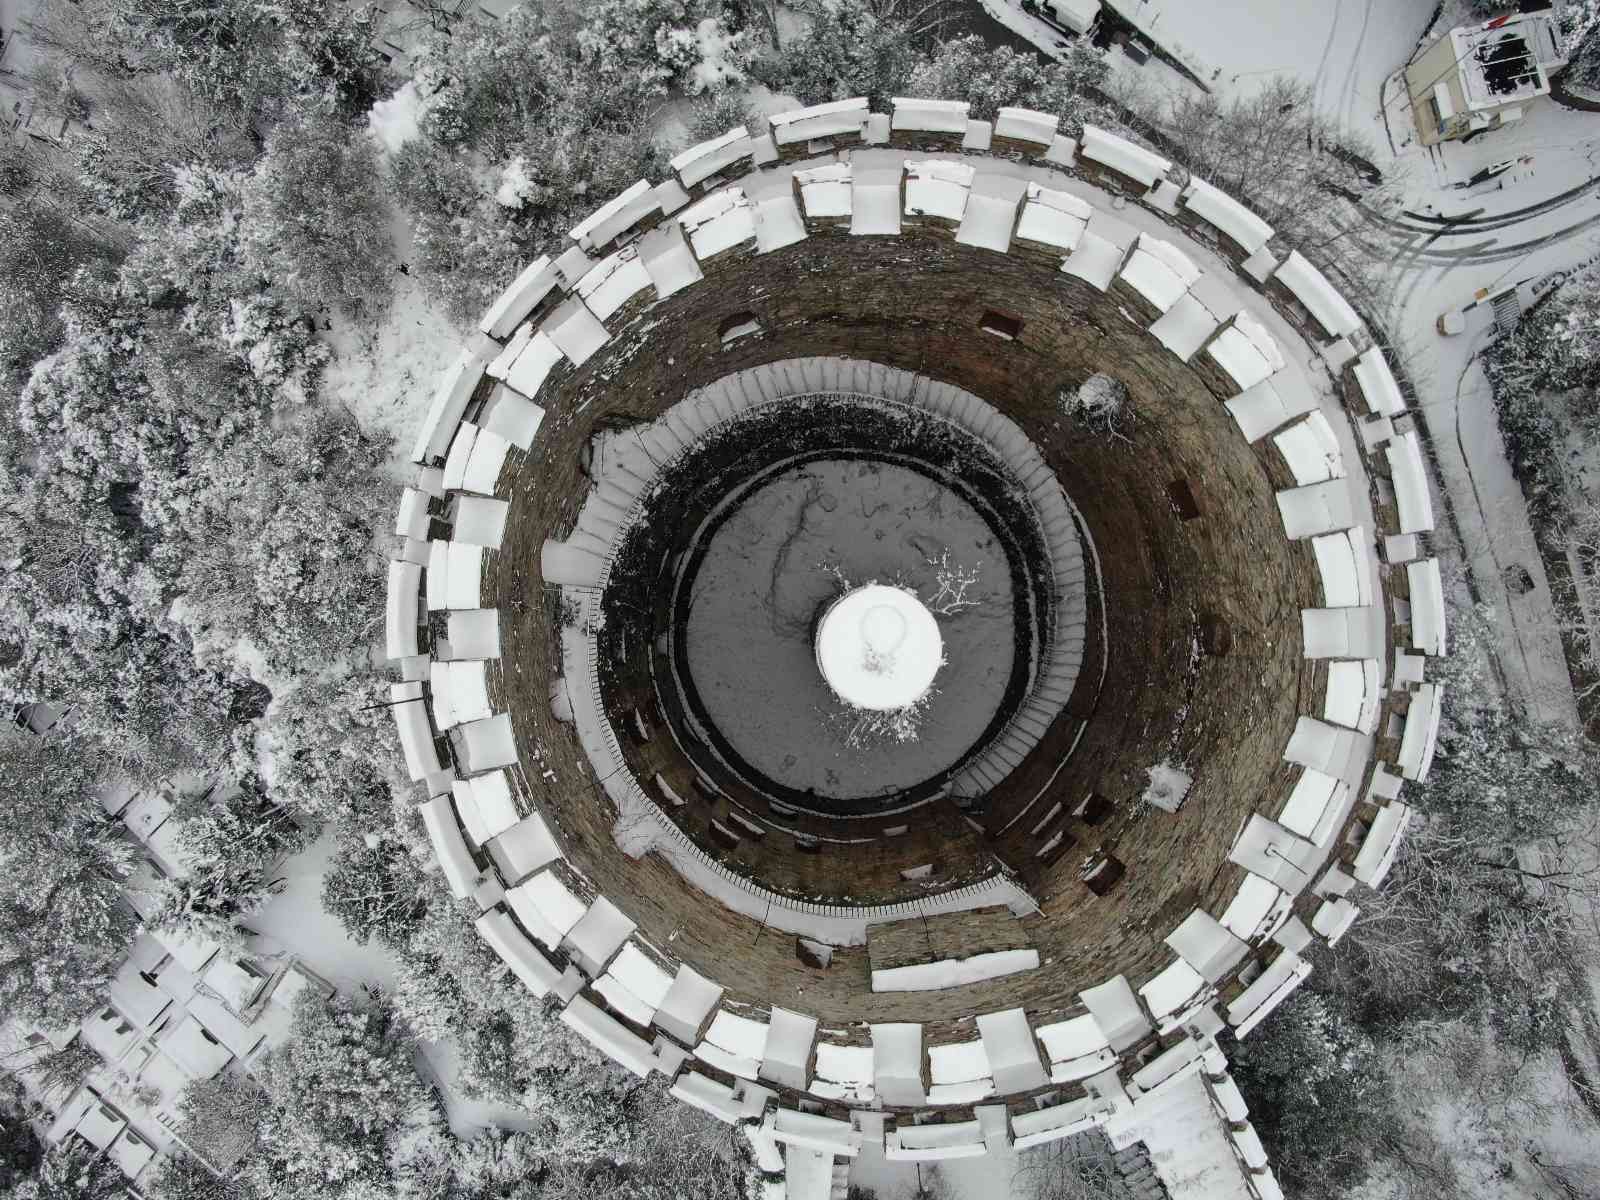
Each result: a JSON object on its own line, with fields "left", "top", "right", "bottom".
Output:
{"left": 384, "top": 97, "right": 1445, "bottom": 1200}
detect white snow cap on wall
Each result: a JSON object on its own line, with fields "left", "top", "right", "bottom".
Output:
{"left": 543, "top": 298, "right": 610, "bottom": 367}
{"left": 1311, "top": 527, "right": 1371, "bottom": 608}
{"left": 480, "top": 386, "right": 545, "bottom": 450}
{"left": 1407, "top": 557, "right": 1447, "bottom": 656}
{"left": 890, "top": 96, "right": 970, "bottom": 133}
{"left": 479, "top": 256, "right": 560, "bottom": 340}
{"left": 1079, "top": 975, "right": 1152, "bottom": 1051}
{"left": 1275, "top": 250, "right": 1362, "bottom": 340}
{"left": 1166, "top": 909, "right": 1248, "bottom": 982}
{"left": 502, "top": 332, "right": 564, "bottom": 401}
{"left": 1276, "top": 480, "right": 1356, "bottom": 539}
{"left": 904, "top": 159, "right": 974, "bottom": 222}
{"left": 575, "top": 247, "right": 653, "bottom": 322}
{"left": 385, "top": 560, "right": 422, "bottom": 661}
{"left": 1273, "top": 411, "right": 1345, "bottom": 485}
{"left": 1397, "top": 684, "right": 1442, "bottom": 781}
{"left": 1119, "top": 233, "right": 1201, "bottom": 313}
{"left": 420, "top": 795, "right": 481, "bottom": 899}
{"left": 679, "top": 187, "right": 756, "bottom": 260}
{"left": 412, "top": 335, "right": 497, "bottom": 463}
{"left": 443, "top": 607, "right": 500, "bottom": 660}
{"left": 451, "top": 495, "right": 509, "bottom": 549}
{"left": 956, "top": 173, "right": 1026, "bottom": 254}
{"left": 1386, "top": 431, "right": 1436, "bottom": 534}
{"left": 759, "top": 1008, "right": 817, "bottom": 1091}
{"left": 1323, "top": 658, "right": 1381, "bottom": 733}
{"left": 769, "top": 97, "right": 869, "bottom": 145}
{"left": 1353, "top": 346, "right": 1406, "bottom": 416}
{"left": 1016, "top": 182, "right": 1091, "bottom": 250}
{"left": 390, "top": 682, "right": 440, "bottom": 781}
{"left": 671, "top": 127, "right": 753, "bottom": 189}
{"left": 977, "top": 1007, "right": 1049, "bottom": 1094}
{"left": 871, "top": 948, "right": 1040, "bottom": 992}
{"left": 994, "top": 107, "right": 1059, "bottom": 146}
{"left": 794, "top": 162, "right": 852, "bottom": 219}
{"left": 560, "top": 995, "right": 659, "bottom": 1077}
{"left": 852, "top": 166, "right": 903, "bottom": 236}
{"left": 1207, "top": 313, "right": 1285, "bottom": 391}
{"left": 452, "top": 771, "right": 518, "bottom": 845}
{"left": 569, "top": 179, "right": 659, "bottom": 252}
{"left": 1180, "top": 177, "right": 1273, "bottom": 256}
{"left": 638, "top": 221, "right": 704, "bottom": 299}
{"left": 1078, "top": 125, "right": 1171, "bottom": 188}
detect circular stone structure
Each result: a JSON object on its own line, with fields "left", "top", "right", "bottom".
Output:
{"left": 814, "top": 584, "right": 943, "bottom": 712}
{"left": 386, "top": 101, "right": 1445, "bottom": 1175}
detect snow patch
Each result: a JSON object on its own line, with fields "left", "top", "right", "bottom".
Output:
{"left": 871, "top": 948, "right": 1041, "bottom": 992}
{"left": 367, "top": 82, "right": 422, "bottom": 156}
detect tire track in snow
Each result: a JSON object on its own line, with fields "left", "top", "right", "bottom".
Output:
{"left": 1339, "top": 0, "right": 1376, "bottom": 135}
{"left": 1309, "top": 0, "right": 1344, "bottom": 117}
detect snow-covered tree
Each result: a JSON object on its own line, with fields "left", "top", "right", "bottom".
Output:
{"left": 576, "top": 0, "right": 752, "bottom": 95}
{"left": 1228, "top": 990, "right": 1413, "bottom": 1200}
{"left": 244, "top": 995, "right": 443, "bottom": 1194}
{"left": 0, "top": 732, "right": 138, "bottom": 1026}
{"left": 1147, "top": 78, "right": 1397, "bottom": 308}
{"left": 755, "top": 0, "right": 920, "bottom": 107}
{"left": 322, "top": 834, "right": 430, "bottom": 948}
{"left": 249, "top": 672, "right": 404, "bottom": 829}
{"left": 146, "top": 1153, "right": 257, "bottom": 1200}
{"left": 0, "top": 195, "right": 121, "bottom": 394}
{"left": 1059, "top": 373, "right": 1129, "bottom": 439}
{"left": 393, "top": 7, "right": 674, "bottom": 318}
{"left": 1011, "top": 1130, "right": 1122, "bottom": 1200}
{"left": 5, "top": 1139, "right": 126, "bottom": 1200}
{"left": 145, "top": 782, "right": 312, "bottom": 944}
{"left": 243, "top": 108, "right": 395, "bottom": 314}
{"left": 1568, "top": 16, "right": 1600, "bottom": 90}
{"left": 904, "top": 34, "right": 1109, "bottom": 132}
{"left": 169, "top": 1073, "right": 271, "bottom": 1176}
{"left": 92, "top": 0, "right": 382, "bottom": 122}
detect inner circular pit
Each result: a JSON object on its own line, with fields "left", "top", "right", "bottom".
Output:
{"left": 685, "top": 460, "right": 1004, "bottom": 800}
{"left": 594, "top": 389, "right": 1079, "bottom": 818}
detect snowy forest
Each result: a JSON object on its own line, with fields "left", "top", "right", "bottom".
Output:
{"left": 3, "top": 0, "right": 1600, "bottom": 1198}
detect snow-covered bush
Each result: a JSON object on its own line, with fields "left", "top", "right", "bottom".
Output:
{"left": 1059, "top": 372, "right": 1129, "bottom": 438}
{"left": 1139, "top": 761, "right": 1192, "bottom": 813}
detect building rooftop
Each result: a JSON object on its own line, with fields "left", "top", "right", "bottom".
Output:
{"left": 1451, "top": 12, "right": 1565, "bottom": 110}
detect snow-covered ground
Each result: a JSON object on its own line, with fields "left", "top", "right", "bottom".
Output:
{"left": 1110, "top": 0, "right": 1437, "bottom": 128}
{"left": 321, "top": 207, "right": 466, "bottom": 461}
{"left": 1364, "top": 83, "right": 1598, "bottom": 726}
